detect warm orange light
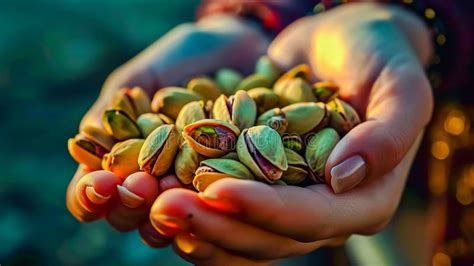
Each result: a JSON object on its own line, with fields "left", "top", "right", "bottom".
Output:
{"left": 429, "top": 162, "right": 448, "bottom": 196}
{"left": 432, "top": 252, "right": 451, "bottom": 266}
{"left": 431, "top": 141, "right": 450, "bottom": 160}
{"left": 436, "top": 34, "right": 446, "bottom": 45}
{"left": 444, "top": 110, "right": 465, "bottom": 135}
{"left": 425, "top": 8, "right": 436, "bottom": 19}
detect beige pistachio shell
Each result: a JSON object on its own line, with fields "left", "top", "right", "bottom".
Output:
{"left": 68, "top": 126, "right": 115, "bottom": 170}
{"left": 138, "top": 124, "right": 180, "bottom": 176}
{"left": 282, "top": 102, "right": 328, "bottom": 135}
{"left": 305, "top": 128, "right": 340, "bottom": 183}
{"left": 327, "top": 99, "right": 361, "bottom": 135}
{"left": 176, "top": 101, "right": 211, "bottom": 132}
{"left": 151, "top": 87, "right": 201, "bottom": 120}
{"left": 193, "top": 159, "right": 254, "bottom": 191}
{"left": 282, "top": 134, "right": 304, "bottom": 153}
{"left": 187, "top": 77, "right": 222, "bottom": 102}
{"left": 255, "top": 55, "right": 281, "bottom": 84}
{"left": 247, "top": 87, "right": 280, "bottom": 115}
{"left": 174, "top": 142, "right": 205, "bottom": 185}
{"left": 102, "top": 139, "right": 144, "bottom": 179}
{"left": 112, "top": 87, "right": 151, "bottom": 118}
{"left": 281, "top": 148, "right": 308, "bottom": 185}
{"left": 137, "top": 113, "right": 165, "bottom": 137}
{"left": 313, "top": 81, "right": 339, "bottom": 103}
{"left": 236, "top": 74, "right": 270, "bottom": 91}
{"left": 274, "top": 78, "right": 316, "bottom": 106}
{"left": 103, "top": 109, "right": 141, "bottom": 141}
{"left": 237, "top": 126, "right": 288, "bottom": 183}
{"left": 256, "top": 108, "right": 288, "bottom": 135}
{"left": 215, "top": 68, "right": 243, "bottom": 96}
{"left": 182, "top": 119, "right": 240, "bottom": 158}
{"left": 212, "top": 90, "right": 257, "bottom": 131}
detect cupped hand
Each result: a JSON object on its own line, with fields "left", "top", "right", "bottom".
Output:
{"left": 66, "top": 14, "right": 269, "bottom": 246}
{"left": 151, "top": 3, "right": 434, "bottom": 264}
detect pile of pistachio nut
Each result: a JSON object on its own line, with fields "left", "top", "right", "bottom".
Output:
{"left": 68, "top": 56, "right": 360, "bottom": 191}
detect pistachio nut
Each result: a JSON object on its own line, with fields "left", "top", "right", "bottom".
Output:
{"left": 255, "top": 55, "right": 281, "bottom": 84}
{"left": 137, "top": 113, "right": 165, "bottom": 137}
{"left": 102, "top": 139, "right": 144, "bottom": 179}
{"left": 281, "top": 148, "right": 308, "bottom": 185}
{"left": 68, "top": 126, "right": 115, "bottom": 170}
{"left": 274, "top": 78, "right": 316, "bottom": 106}
{"left": 256, "top": 108, "right": 288, "bottom": 135}
{"left": 305, "top": 128, "right": 340, "bottom": 183}
{"left": 212, "top": 90, "right": 257, "bottom": 130}
{"left": 151, "top": 87, "right": 201, "bottom": 120}
{"left": 236, "top": 74, "right": 270, "bottom": 91}
{"left": 187, "top": 77, "right": 222, "bottom": 102}
{"left": 237, "top": 125, "right": 288, "bottom": 183}
{"left": 274, "top": 64, "right": 311, "bottom": 86}
{"left": 193, "top": 159, "right": 254, "bottom": 192}
{"left": 103, "top": 109, "right": 141, "bottom": 141}
{"left": 327, "top": 98, "right": 361, "bottom": 135}
{"left": 247, "top": 87, "right": 280, "bottom": 115}
{"left": 282, "top": 102, "right": 329, "bottom": 135}
{"left": 182, "top": 119, "right": 240, "bottom": 157}
{"left": 176, "top": 100, "right": 212, "bottom": 132}
{"left": 111, "top": 87, "right": 151, "bottom": 119}
{"left": 138, "top": 124, "right": 180, "bottom": 176}
{"left": 174, "top": 142, "right": 205, "bottom": 185}
{"left": 313, "top": 81, "right": 339, "bottom": 103}
{"left": 215, "top": 68, "right": 243, "bottom": 96}
{"left": 220, "top": 151, "right": 239, "bottom": 161}
{"left": 282, "top": 134, "right": 304, "bottom": 153}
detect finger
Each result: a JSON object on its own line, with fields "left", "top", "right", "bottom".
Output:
{"left": 66, "top": 169, "right": 122, "bottom": 222}
{"left": 199, "top": 135, "right": 421, "bottom": 243}
{"left": 159, "top": 175, "right": 184, "bottom": 191}
{"left": 106, "top": 172, "right": 159, "bottom": 232}
{"left": 139, "top": 220, "right": 172, "bottom": 248}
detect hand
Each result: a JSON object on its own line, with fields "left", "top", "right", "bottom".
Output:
{"left": 66, "top": 14, "right": 269, "bottom": 247}
{"left": 149, "top": 3, "right": 434, "bottom": 264}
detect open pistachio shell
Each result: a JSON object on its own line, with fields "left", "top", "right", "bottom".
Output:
{"left": 68, "top": 126, "right": 115, "bottom": 170}
{"left": 138, "top": 124, "right": 180, "bottom": 177}
{"left": 212, "top": 90, "right": 257, "bottom": 131}
{"left": 282, "top": 134, "right": 304, "bottom": 153}
{"left": 151, "top": 87, "right": 201, "bottom": 120}
{"left": 236, "top": 74, "right": 270, "bottom": 91}
{"left": 255, "top": 55, "right": 281, "bottom": 84}
{"left": 137, "top": 113, "right": 165, "bottom": 137}
{"left": 176, "top": 101, "right": 212, "bottom": 132}
{"left": 215, "top": 68, "right": 243, "bottom": 96}
{"left": 274, "top": 78, "right": 316, "bottom": 106}
{"left": 103, "top": 109, "right": 142, "bottom": 141}
{"left": 256, "top": 108, "right": 287, "bottom": 135}
{"left": 182, "top": 119, "right": 240, "bottom": 157}
{"left": 102, "top": 139, "right": 144, "bottom": 179}
{"left": 193, "top": 159, "right": 254, "bottom": 191}
{"left": 174, "top": 142, "right": 205, "bottom": 185}
{"left": 282, "top": 102, "right": 329, "bottom": 135}
{"left": 112, "top": 87, "right": 151, "bottom": 119}
{"left": 187, "top": 77, "right": 222, "bottom": 102}
{"left": 237, "top": 125, "right": 287, "bottom": 183}
{"left": 247, "top": 87, "right": 280, "bottom": 115}
{"left": 158, "top": 113, "right": 174, "bottom": 125}
{"left": 281, "top": 148, "right": 308, "bottom": 185}
{"left": 327, "top": 99, "right": 361, "bottom": 135}
{"left": 305, "top": 128, "right": 340, "bottom": 183}
{"left": 274, "top": 64, "right": 311, "bottom": 86}
{"left": 313, "top": 81, "right": 339, "bottom": 103}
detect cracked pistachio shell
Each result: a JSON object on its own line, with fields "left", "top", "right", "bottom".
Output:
{"left": 305, "top": 128, "right": 340, "bottom": 183}
{"left": 236, "top": 74, "right": 270, "bottom": 91}
{"left": 182, "top": 119, "right": 240, "bottom": 158}
{"left": 256, "top": 108, "right": 287, "bottom": 135}
{"left": 282, "top": 134, "right": 304, "bottom": 153}
{"left": 215, "top": 68, "right": 243, "bottom": 96}
{"left": 137, "top": 113, "right": 165, "bottom": 137}
{"left": 274, "top": 64, "right": 311, "bottom": 86}
{"left": 174, "top": 142, "right": 205, "bottom": 185}
{"left": 281, "top": 148, "right": 308, "bottom": 185}
{"left": 237, "top": 125, "right": 288, "bottom": 183}
{"left": 212, "top": 90, "right": 257, "bottom": 131}
{"left": 102, "top": 139, "right": 144, "bottom": 179}
{"left": 255, "top": 55, "right": 281, "bottom": 84}
{"left": 176, "top": 101, "right": 212, "bottom": 132}
{"left": 247, "top": 87, "right": 280, "bottom": 115}
{"left": 112, "top": 87, "right": 151, "bottom": 119}
{"left": 187, "top": 77, "right": 222, "bottom": 102}
{"left": 138, "top": 125, "right": 180, "bottom": 176}
{"left": 103, "top": 109, "right": 141, "bottom": 141}
{"left": 282, "top": 102, "right": 329, "bottom": 135}
{"left": 274, "top": 78, "right": 316, "bottom": 106}
{"left": 327, "top": 99, "right": 361, "bottom": 135}
{"left": 193, "top": 159, "right": 254, "bottom": 192}
{"left": 68, "top": 126, "right": 115, "bottom": 170}
{"left": 313, "top": 81, "right": 339, "bottom": 103}
{"left": 151, "top": 87, "right": 201, "bottom": 120}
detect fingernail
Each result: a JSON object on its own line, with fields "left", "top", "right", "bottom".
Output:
{"left": 176, "top": 233, "right": 213, "bottom": 259}
{"left": 151, "top": 214, "right": 189, "bottom": 233}
{"left": 330, "top": 155, "right": 367, "bottom": 194}
{"left": 117, "top": 185, "right": 144, "bottom": 208}
{"left": 198, "top": 192, "right": 240, "bottom": 213}
{"left": 85, "top": 186, "right": 111, "bottom": 205}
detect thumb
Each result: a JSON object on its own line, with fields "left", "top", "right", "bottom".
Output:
{"left": 325, "top": 56, "right": 433, "bottom": 193}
